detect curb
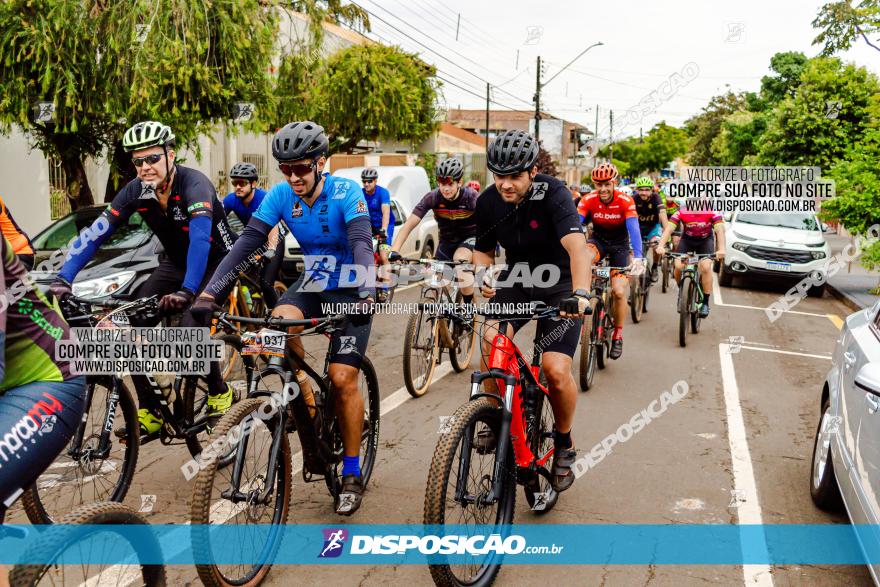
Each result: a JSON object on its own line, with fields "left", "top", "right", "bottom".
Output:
{"left": 826, "top": 281, "right": 868, "bottom": 313}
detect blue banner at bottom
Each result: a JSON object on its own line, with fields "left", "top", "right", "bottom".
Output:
{"left": 1, "top": 524, "right": 878, "bottom": 565}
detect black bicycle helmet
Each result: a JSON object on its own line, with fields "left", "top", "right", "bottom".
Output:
{"left": 272, "top": 121, "right": 329, "bottom": 161}
{"left": 361, "top": 167, "right": 379, "bottom": 181}
{"left": 487, "top": 130, "right": 539, "bottom": 175}
{"left": 229, "top": 162, "right": 258, "bottom": 182}
{"left": 435, "top": 158, "right": 464, "bottom": 180}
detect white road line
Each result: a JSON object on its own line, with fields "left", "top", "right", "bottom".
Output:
{"left": 90, "top": 360, "right": 460, "bottom": 587}
{"left": 719, "top": 344, "right": 773, "bottom": 587}
{"left": 713, "top": 273, "right": 831, "bottom": 318}
{"left": 738, "top": 345, "right": 831, "bottom": 361}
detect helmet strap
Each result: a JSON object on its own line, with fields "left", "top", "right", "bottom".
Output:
{"left": 302, "top": 159, "right": 323, "bottom": 200}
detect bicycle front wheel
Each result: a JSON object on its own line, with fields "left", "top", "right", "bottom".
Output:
{"left": 679, "top": 275, "right": 693, "bottom": 347}
{"left": 403, "top": 308, "right": 439, "bottom": 397}
{"left": 523, "top": 372, "right": 559, "bottom": 514}
{"left": 424, "top": 398, "right": 515, "bottom": 587}
{"left": 449, "top": 293, "right": 477, "bottom": 373}
{"left": 10, "top": 502, "right": 166, "bottom": 586}
{"left": 630, "top": 277, "right": 643, "bottom": 323}
{"left": 22, "top": 377, "right": 139, "bottom": 524}
{"left": 191, "top": 398, "right": 291, "bottom": 587}
{"left": 578, "top": 299, "right": 599, "bottom": 391}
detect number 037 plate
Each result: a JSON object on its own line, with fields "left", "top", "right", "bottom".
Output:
{"left": 241, "top": 328, "right": 287, "bottom": 356}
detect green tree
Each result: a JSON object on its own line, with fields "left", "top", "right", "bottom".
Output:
{"left": 641, "top": 122, "right": 689, "bottom": 172}
{"left": 684, "top": 92, "right": 749, "bottom": 165}
{"left": 760, "top": 52, "right": 808, "bottom": 103}
{"left": 535, "top": 142, "right": 559, "bottom": 177}
{"left": 813, "top": 0, "right": 880, "bottom": 55}
{"left": 0, "top": 0, "right": 279, "bottom": 208}
{"left": 276, "top": 43, "right": 440, "bottom": 153}
{"left": 758, "top": 57, "right": 880, "bottom": 169}
{"left": 710, "top": 110, "right": 769, "bottom": 165}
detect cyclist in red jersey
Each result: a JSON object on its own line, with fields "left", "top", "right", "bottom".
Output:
{"left": 656, "top": 208, "right": 726, "bottom": 317}
{"left": 577, "top": 162, "right": 645, "bottom": 359}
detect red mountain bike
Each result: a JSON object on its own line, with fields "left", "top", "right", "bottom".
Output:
{"left": 424, "top": 302, "right": 576, "bottom": 587}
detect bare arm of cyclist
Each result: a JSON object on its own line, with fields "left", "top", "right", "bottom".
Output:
{"left": 389, "top": 214, "right": 420, "bottom": 253}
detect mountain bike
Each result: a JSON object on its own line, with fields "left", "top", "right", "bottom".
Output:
{"left": 629, "top": 241, "right": 657, "bottom": 324}
{"left": 424, "top": 302, "right": 574, "bottom": 587}
{"left": 401, "top": 259, "right": 477, "bottom": 397}
{"left": 8, "top": 502, "right": 166, "bottom": 586}
{"left": 579, "top": 263, "right": 633, "bottom": 391}
{"left": 191, "top": 311, "right": 380, "bottom": 587}
{"left": 22, "top": 295, "right": 247, "bottom": 524}
{"left": 668, "top": 253, "right": 716, "bottom": 347}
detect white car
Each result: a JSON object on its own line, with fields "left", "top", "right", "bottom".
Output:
{"left": 811, "top": 300, "right": 880, "bottom": 583}
{"left": 720, "top": 211, "right": 832, "bottom": 297}
{"left": 284, "top": 166, "right": 440, "bottom": 273}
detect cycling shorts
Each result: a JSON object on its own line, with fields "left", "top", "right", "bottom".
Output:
{"left": 641, "top": 224, "right": 663, "bottom": 241}
{"left": 489, "top": 276, "right": 582, "bottom": 358}
{"left": 587, "top": 237, "right": 631, "bottom": 269}
{"left": 276, "top": 278, "right": 372, "bottom": 369}
{"left": 436, "top": 237, "right": 476, "bottom": 262}
{"left": 0, "top": 376, "right": 86, "bottom": 512}
{"left": 676, "top": 234, "right": 715, "bottom": 256}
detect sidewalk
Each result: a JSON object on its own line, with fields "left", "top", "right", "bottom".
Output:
{"left": 825, "top": 233, "right": 880, "bottom": 311}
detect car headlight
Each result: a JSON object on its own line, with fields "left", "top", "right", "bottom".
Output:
{"left": 72, "top": 270, "right": 136, "bottom": 300}
{"left": 811, "top": 251, "right": 827, "bottom": 260}
{"left": 731, "top": 242, "right": 749, "bottom": 252}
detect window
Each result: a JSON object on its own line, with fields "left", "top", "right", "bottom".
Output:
{"left": 390, "top": 200, "right": 405, "bottom": 226}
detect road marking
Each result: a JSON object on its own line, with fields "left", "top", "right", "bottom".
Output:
{"left": 90, "top": 361, "right": 460, "bottom": 587}
{"left": 714, "top": 273, "right": 844, "bottom": 326}
{"left": 827, "top": 314, "right": 844, "bottom": 330}
{"left": 738, "top": 345, "right": 831, "bottom": 361}
{"left": 718, "top": 343, "right": 773, "bottom": 587}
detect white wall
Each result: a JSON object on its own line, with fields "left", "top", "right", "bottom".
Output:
{"left": 0, "top": 127, "right": 52, "bottom": 235}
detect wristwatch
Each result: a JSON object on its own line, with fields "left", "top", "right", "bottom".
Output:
{"left": 573, "top": 288, "right": 588, "bottom": 297}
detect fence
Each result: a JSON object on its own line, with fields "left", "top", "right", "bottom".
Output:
{"left": 48, "top": 158, "right": 71, "bottom": 219}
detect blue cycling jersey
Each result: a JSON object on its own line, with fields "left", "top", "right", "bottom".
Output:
{"left": 222, "top": 188, "right": 267, "bottom": 225}
{"left": 363, "top": 185, "right": 394, "bottom": 239}
{"left": 255, "top": 174, "right": 368, "bottom": 290}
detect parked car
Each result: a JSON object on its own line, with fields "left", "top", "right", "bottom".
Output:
{"left": 28, "top": 205, "right": 160, "bottom": 301}
{"left": 720, "top": 211, "right": 832, "bottom": 297}
{"left": 811, "top": 300, "right": 880, "bottom": 583}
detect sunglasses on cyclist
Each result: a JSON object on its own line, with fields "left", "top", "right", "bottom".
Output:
{"left": 436, "top": 176, "right": 456, "bottom": 186}
{"left": 278, "top": 161, "right": 315, "bottom": 178}
{"left": 231, "top": 179, "right": 250, "bottom": 188}
{"left": 132, "top": 153, "right": 164, "bottom": 168}
{"left": 362, "top": 179, "right": 376, "bottom": 185}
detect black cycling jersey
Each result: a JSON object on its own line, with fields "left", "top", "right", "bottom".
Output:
{"left": 104, "top": 166, "right": 236, "bottom": 267}
{"left": 474, "top": 174, "right": 583, "bottom": 278}
{"left": 411, "top": 186, "right": 478, "bottom": 244}
{"left": 634, "top": 192, "right": 665, "bottom": 232}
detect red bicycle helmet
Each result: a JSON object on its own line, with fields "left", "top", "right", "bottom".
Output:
{"left": 591, "top": 162, "right": 618, "bottom": 182}
{"left": 466, "top": 180, "right": 481, "bottom": 192}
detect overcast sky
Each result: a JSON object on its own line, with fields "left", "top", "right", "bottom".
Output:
{"left": 354, "top": 0, "right": 878, "bottom": 140}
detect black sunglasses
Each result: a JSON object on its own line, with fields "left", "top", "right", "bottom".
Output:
{"left": 231, "top": 179, "right": 251, "bottom": 187}
{"left": 132, "top": 153, "right": 164, "bottom": 167}
{"left": 278, "top": 161, "right": 315, "bottom": 178}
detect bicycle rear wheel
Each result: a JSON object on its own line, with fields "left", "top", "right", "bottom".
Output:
{"left": 661, "top": 258, "right": 670, "bottom": 293}
{"left": 10, "top": 502, "right": 166, "bottom": 586}
{"left": 597, "top": 307, "right": 612, "bottom": 370}
{"left": 22, "top": 377, "right": 139, "bottom": 524}
{"left": 403, "top": 307, "right": 439, "bottom": 397}
{"left": 424, "top": 398, "right": 515, "bottom": 587}
{"left": 630, "top": 277, "right": 643, "bottom": 323}
{"left": 191, "top": 398, "right": 291, "bottom": 587}
{"left": 523, "top": 372, "right": 559, "bottom": 514}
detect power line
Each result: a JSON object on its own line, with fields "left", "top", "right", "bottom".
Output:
{"left": 410, "top": 0, "right": 512, "bottom": 56}
{"left": 354, "top": 0, "right": 534, "bottom": 108}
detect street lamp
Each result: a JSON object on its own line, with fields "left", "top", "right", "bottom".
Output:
{"left": 534, "top": 42, "right": 603, "bottom": 140}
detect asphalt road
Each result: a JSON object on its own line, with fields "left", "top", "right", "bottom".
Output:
{"left": 8, "top": 273, "right": 870, "bottom": 586}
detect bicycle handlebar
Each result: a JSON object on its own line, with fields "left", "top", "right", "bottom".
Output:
{"left": 213, "top": 312, "right": 346, "bottom": 330}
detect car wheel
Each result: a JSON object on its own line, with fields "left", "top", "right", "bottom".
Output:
{"left": 808, "top": 283, "right": 825, "bottom": 298}
{"left": 420, "top": 238, "right": 435, "bottom": 260}
{"left": 810, "top": 398, "right": 844, "bottom": 511}
{"left": 718, "top": 263, "right": 734, "bottom": 287}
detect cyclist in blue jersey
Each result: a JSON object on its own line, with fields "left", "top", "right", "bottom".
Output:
{"left": 223, "top": 162, "right": 285, "bottom": 307}
{"left": 192, "top": 121, "right": 375, "bottom": 516}
{"left": 48, "top": 121, "right": 238, "bottom": 436}
{"left": 361, "top": 167, "right": 394, "bottom": 302}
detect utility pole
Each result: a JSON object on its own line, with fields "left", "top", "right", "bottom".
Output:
{"left": 609, "top": 110, "right": 614, "bottom": 161}
{"left": 534, "top": 56, "right": 542, "bottom": 141}
{"left": 594, "top": 104, "right": 599, "bottom": 166}
{"left": 455, "top": 14, "right": 460, "bottom": 41}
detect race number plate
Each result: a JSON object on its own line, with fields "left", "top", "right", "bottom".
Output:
{"left": 110, "top": 312, "right": 130, "bottom": 327}
{"left": 595, "top": 267, "right": 611, "bottom": 279}
{"left": 241, "top": 328, "right": 286, "bottom": 356}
